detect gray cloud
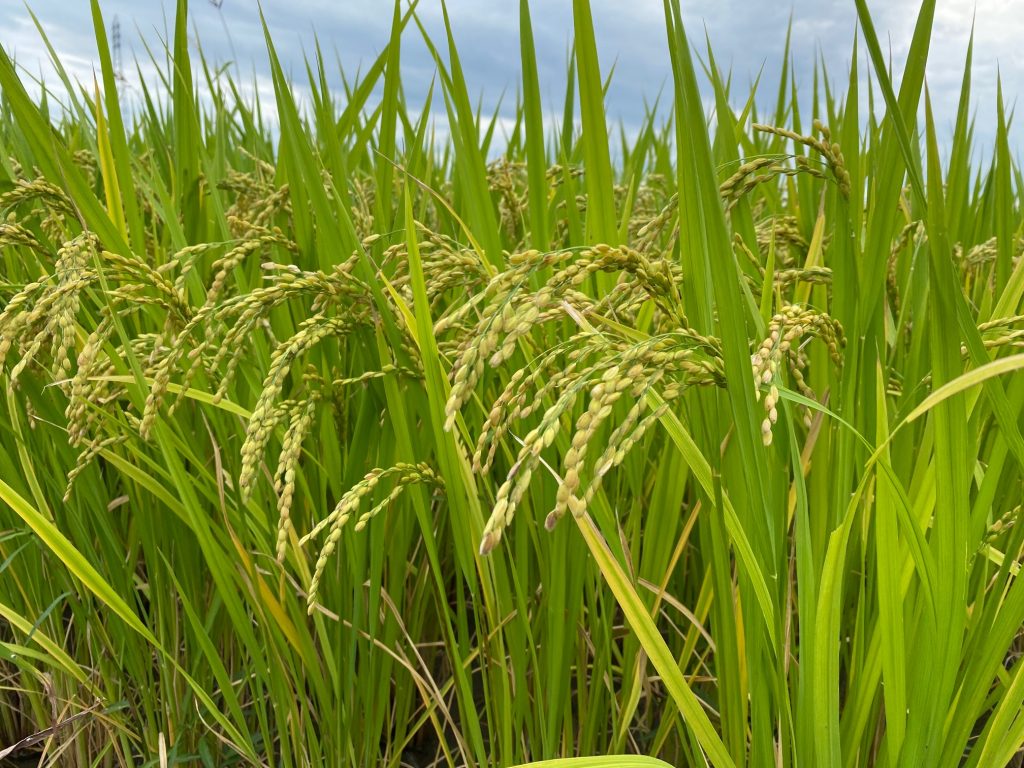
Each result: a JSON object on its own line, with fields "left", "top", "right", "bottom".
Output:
{"left": 0, "top": 0, "right": 1019, "bottom": 157}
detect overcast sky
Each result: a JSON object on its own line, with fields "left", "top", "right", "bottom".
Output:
{"left": 1, "top": 1, "right": 1021, "bottom": 158}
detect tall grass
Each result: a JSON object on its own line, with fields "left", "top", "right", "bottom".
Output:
{"left": 0, "top": 0, "right": 1023, "bottom": 766}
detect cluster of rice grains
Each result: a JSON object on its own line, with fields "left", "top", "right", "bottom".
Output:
{"left": 0, "top": 176, "right": 196, "bottom": 495}
{"left": 302, "top": 462, "right": 443, "bottom": 612}
{"left": 439, "top": 239, "right": 723, "bottom": 555}
{"left": 751, "top": 120, "right": 852, "bottom": 198}
{"left": 751, "top": 305, "right": 845, "bottom": 446}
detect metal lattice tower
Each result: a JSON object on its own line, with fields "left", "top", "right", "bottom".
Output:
{"left": 112, "top": 15, "right": 123, "bottom": 82}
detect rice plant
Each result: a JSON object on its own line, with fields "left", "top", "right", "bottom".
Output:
{"left": 0, "top": 0, "right": 1023, "bottom": 765}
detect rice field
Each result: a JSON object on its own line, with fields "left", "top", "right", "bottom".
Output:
{"left": 1, "top": 0, "right": 1023, "bottom": 765}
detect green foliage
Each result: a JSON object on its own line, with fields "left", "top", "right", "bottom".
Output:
{"left": 0, "top": 1, "right": 1022, "bottom": 766}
